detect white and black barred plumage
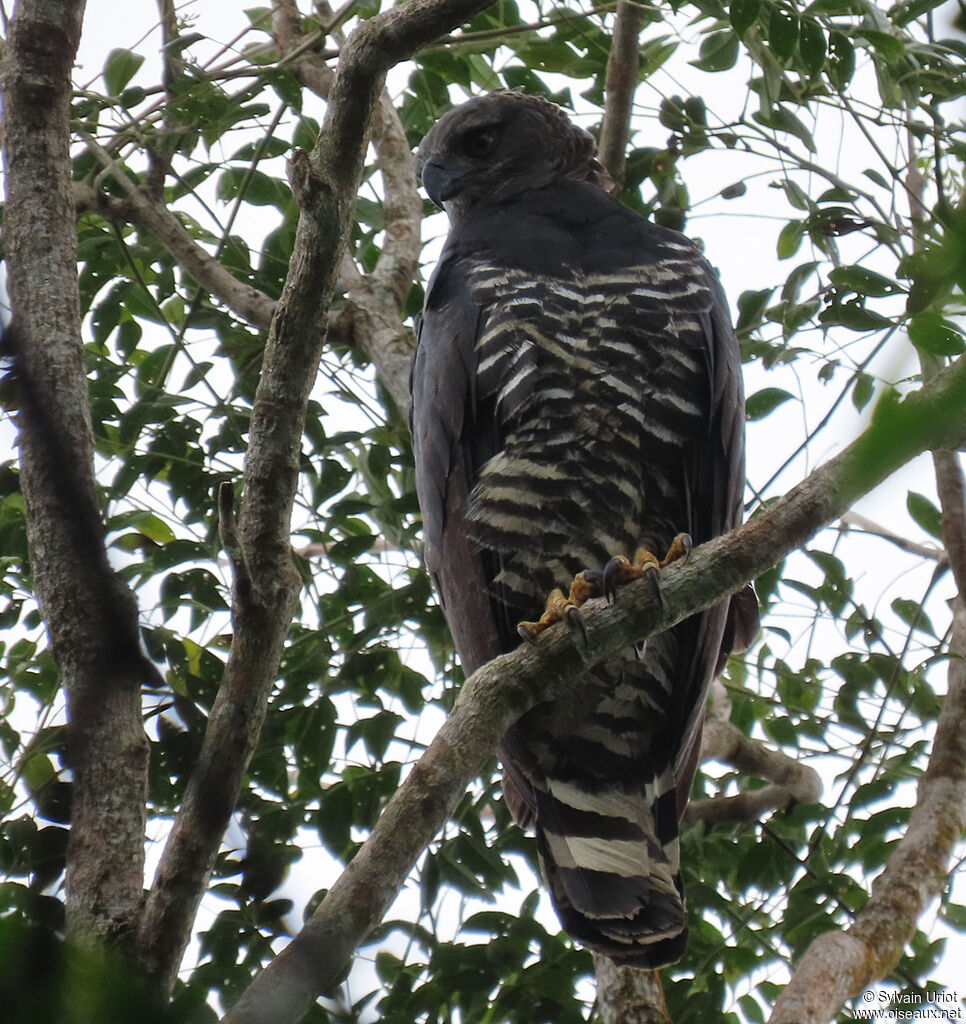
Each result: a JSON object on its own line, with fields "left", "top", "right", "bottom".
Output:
{"left": 410, "top": 93, "right": 758, "bottom": 967}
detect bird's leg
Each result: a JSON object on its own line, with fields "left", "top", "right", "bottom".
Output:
{"left": 516, "top": 534, "right": 692, "bottom": 643}
{"left": 597, "top": 532, "right": 693, "bottom": 604}
{"left": 517, "top": 571, "right": 599, "bottom": 643}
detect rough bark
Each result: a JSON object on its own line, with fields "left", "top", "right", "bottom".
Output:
{"left": 221, "top": 355, "right": 966, "bottom": 1024}
{"left": 1, "top": 0, "right": 150, "bottom": 949}
{"left": 593, "top": 954, "right": 673, "bottom": 1024}
{"left": 597, "top": 0, "right": 644, "bottom": 187}
{"left": 133, "top": 0, "right": 495, "bottom": 994}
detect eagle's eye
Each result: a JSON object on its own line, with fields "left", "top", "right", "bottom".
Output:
{"left": 460, "top": 126, "right": 499, "bottom": 158}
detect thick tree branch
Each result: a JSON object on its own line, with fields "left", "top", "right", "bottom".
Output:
{"left": 222, "top": 359, "right": 966, "bottom": 1023}
{"left": 134, "top": 0, "right": 494, "bottom": 994}
{"left": 592, "top": 953, "right": 672, "bottom": 1024}
{"left": 597, "top": 0, "right": 643, "bottom": 187}
{"left": 1, "top": 0, "right": 151, "bottom": 949}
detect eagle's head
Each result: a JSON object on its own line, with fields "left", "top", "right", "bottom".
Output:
{"left": 415, "top": 92, "right": 614, "bottom": 218}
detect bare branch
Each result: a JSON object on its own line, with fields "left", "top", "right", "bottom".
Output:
{"left": 221, "top": 356, "right": 966, "bottom": 1024}
{"left": 597, "top": 0, "right": 644, "bottom": 187}
{"left": 145, "top": 0, "right": 186, "bottom": 197}
{"left": 934, "top": 450, "right": 966, "bottom": 597}
{"left": 682, "top": 679, "right": 822, "bottom": 827}
{"left": 684, "top": 784, "right": 808, "bottom": 827}
{"left": 840, "top": 510, "right": 946, "bottom": 563}
{"left": 702, "top": 680, "right": 822, "bottom": 800}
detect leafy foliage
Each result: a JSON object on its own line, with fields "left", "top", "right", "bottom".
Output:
{"left": 1, "top": 0, "right": 964, "bottom": 1021}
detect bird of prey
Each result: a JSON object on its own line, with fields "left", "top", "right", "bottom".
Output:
{"left": 410, "top": 92, "right": 758, "bottom": 967}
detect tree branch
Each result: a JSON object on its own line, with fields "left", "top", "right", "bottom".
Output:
{"left": 273, "top": 0, "right": 420, "bottom": 415}
{"left": 934, "top": 450, "right": 966, "bottom": 597}
{"left": 0, "top": 0, "right": 151, "bottom": 950}
{"left": 597, "top": 0, "right": 644, "bottom": 187}
{"left": 592, "top": 953, "right": 672, "bottom": 1024}
{"left": 144, "top": 0, "right": 186, "bottom": 198}
{"left": 74, "top": 145, "right": 277, "bottom": 331}
{"left": 682, "top": 679, "right": 821, "bottom": 827}
{"left": 134, "top": 0, "right": 495, "bottom": 994}
{"left": 222, "top": 357, "right": 966, "bottom": 1023}
{"left": 768, "top": 596, "right": 966, "bottom": 1024}
{"left": 840, "top": 510, "right": 946, "bottom": 564}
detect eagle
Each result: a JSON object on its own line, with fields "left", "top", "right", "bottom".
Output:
{"left": 410, "top": 92, "right": 758, "bottom": 967}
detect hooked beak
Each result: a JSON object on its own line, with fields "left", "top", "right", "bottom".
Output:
{"left": 420, "top": 160, "right": 462, "bottom": 207}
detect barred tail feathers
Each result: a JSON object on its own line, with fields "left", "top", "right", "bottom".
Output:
{"left": 533, "top": 775, "right": 687, "bottom": 967}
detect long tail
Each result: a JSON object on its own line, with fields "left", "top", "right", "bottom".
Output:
{"left": 532, "top": 773, "right": 687, "bottom": 967}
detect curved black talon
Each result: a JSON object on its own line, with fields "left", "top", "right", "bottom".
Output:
{"left": 518, "top": 623, "right": 539, "bottom": 645}
{"left": 565, "top": 605, "right": 589, "bottom": 645}
{"left": 580, "top": 568, "right": 607, "bottom": 601}
{"left": 644, "top": 562, "right": 665, "bottom": 611}
{"left": 601, "top": 557, "right": 627, "bottom": 604}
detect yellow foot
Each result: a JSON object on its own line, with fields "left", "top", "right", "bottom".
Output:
{"left": 599, "top": 533, "right": 692, "bottom": 602}
{"left": 517, "top": 570, "right": 599, "bottom": 643}
{"left": 515, "top": 534, "right": 692, "bottom": 644}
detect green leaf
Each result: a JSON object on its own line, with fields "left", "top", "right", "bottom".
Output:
{"left": 819, "top": 303, "right": 892, "bottom": 331}
{"left": 216, "top": 168, "right": 289, "bottom": 208}
{"left": 754, "top": 106, "right": 816, "bottom": 152}
{"left": 906, "top": 491, "right": 943, "bottom": 540}
{"left": 852, "top": 372, "right": 875, "bottom": 411}
{"left": 730, "top": 0, "right": 760, "bottom": 36}
{"left": 22, "top": 753, "right": 56, "bottom": 793}
{"left": 720, "top": 181, "right": 747, "bottom": 199}
{"left": 777, "top": 220, "right": 805, "bottom": 259}
{"left": 162, "top": 31, "right": 205, "bottom": 56}
{"left": 103, "top": 49, "right": 145, "bottom": 96}
{"left": 892, "top": 597, "right": 934, "bottom": 636}
{"left": 889, "top": 0, "right": 948, "bottom": 26}
{"left": 908, "top": 312, "right": 965, "bottom": 356}
{"left": 861, "top": 29, "right": 906, "bottom": 61}
{"left": 640, "top": 36, "right": 679, "bottom": 76}
{"left": 735, "top": 287, "right": 775, "bottom": 336}
{"left": 690, "top": 30, "right": 740, "bottom": 72}
{"left": 828, "top": 266, "right": 903, "bottom": 297}
{"left": 745, "top": 387, "right": 795, "bottom": 420}
{"left": 780, "top": 178, "right": 811, "bottom": 211}
{"left": 827, "top": 31, "right": 856, "bottom": 88}
{"left": 768, "top": 7, "right": 799, "bottom": 60}
{"left": 798, "top": 19, "right": 827, "bottom": 73}
{"left": 873, "top": 54, "right": 904, "bottom": 108}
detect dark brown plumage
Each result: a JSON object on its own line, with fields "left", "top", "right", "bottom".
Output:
{"left": 410, "top": 92, "right": 757, "bottom": 966}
